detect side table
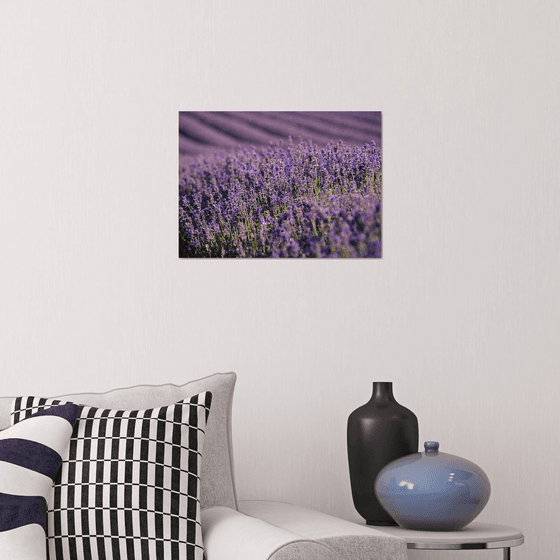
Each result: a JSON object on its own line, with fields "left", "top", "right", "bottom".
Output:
{"left": 372, "top": 522, "right": 524, "bottom": 559}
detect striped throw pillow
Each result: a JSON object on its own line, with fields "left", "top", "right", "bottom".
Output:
{"left": 11, "top": 392, "right": 212, "bottom": 560}
{"left": 0, "top": 404, "right": 79, "bottom": 559}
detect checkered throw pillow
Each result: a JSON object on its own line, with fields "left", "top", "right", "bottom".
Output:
{"left": 11, "top": 392, "right": 212, "bottom": 560}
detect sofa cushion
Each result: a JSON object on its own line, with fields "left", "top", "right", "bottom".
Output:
{"left": 201, "top": 506, "right": 339, "bottom": 560}
{"left": 0, "top": 372, "right": 237, "bottom": 510}
{"left": 12, "top": 392, "right": 212, "bottom": 560}
{"left": 0, "top": 404, "right": 79, "bottom": 559}
{"left": 238, "top": 501, "right": 408, "bottom": 560}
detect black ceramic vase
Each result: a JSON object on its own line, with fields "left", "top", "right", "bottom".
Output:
{"left": 347, "top": 382, "right": 419, "bottom": 525}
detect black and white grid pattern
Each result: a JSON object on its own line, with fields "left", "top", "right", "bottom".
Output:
{"left": 11, "top": 392, "right": 212, "bottom": 560}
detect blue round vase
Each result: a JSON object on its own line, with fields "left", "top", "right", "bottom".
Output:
{"left": 374, "top": 441, "right": 491, "bottom": 531}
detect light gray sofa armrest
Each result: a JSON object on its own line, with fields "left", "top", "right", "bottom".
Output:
{"left": 201, "top": 506, "right": 339, "bottom": 560}
{"left": 238, "top": 500, "right": 408, "bottom": 560}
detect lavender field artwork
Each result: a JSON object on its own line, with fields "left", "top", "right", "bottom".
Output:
{"left": 179, "top": 112, "right": 382, "bottom": 258}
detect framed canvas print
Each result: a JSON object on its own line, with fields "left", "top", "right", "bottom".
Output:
{"left": 179, "top": 112, "right": 382, "bottom": 258}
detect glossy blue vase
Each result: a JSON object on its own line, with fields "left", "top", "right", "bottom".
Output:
{"left": 374, "top": 441, "right": 491, "bottom": 531}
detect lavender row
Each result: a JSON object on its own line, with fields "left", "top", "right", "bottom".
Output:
{"left": 179, "top": 139, "right": 382, "bottom": 258}
{"left": 179, "top": 111, "right": 382, "bottom": 156}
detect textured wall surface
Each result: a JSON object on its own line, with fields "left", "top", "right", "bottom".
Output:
{"left": 1, "top": 2, "right": 559, "bottom": 558}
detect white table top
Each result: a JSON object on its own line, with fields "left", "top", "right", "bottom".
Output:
{"left": 370, "top": 522, "right": 524, "bottom": 550}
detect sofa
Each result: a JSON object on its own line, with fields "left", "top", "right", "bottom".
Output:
{"left": 0, "top": 372, "right": 407, "bottom": 559}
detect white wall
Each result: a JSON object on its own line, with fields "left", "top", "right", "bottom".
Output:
{"left": 1, "top": 2, "right": 558, "bottom": 558}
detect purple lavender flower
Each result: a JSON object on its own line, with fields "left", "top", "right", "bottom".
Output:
{"left": 179, "top": 139, "right": 382, "bottom": 258}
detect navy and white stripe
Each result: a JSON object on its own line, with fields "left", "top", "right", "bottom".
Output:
{"left": 1, "top": 404, "right": 79, "bottom": 559}
{"left": 12, "top": 392, "right": 212, "bottom": 560}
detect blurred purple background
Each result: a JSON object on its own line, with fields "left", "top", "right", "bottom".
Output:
{"left": 179, "top": 111, "right": 382, "bottom": 164}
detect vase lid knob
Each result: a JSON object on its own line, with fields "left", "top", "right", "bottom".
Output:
{"left": 424, "top": 441, "right": 439, "bottom": 453}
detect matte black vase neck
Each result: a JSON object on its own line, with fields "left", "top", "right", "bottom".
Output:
{"left": 370, "top": 382, "right": 395, "bottom": 403}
